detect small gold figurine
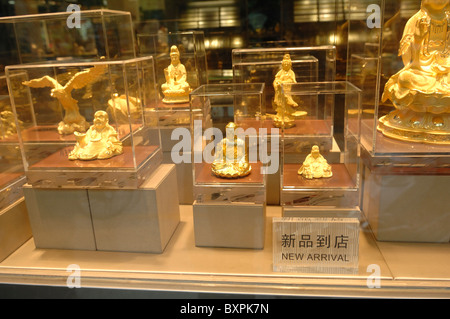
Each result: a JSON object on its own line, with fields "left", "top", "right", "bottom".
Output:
{"left": 106, "top": 93, "right": 142, "bottom": 124}
{"left": 380, "top": 0, "right": 450, "bottom": 144}
{"left": 23, "top": 63, "right": 107, "bottom": 135}
{"left": 298, "top": 145, "right": 333, "bottom": 180}
{"left": 68, "top": 110, "right": 123, "bottom": 161}
{"left": 271, "top": 54, "right": 306, "bottom": 128}
{"left": 0, "top": 110, "right": 22, "bottom": 139}
{"left": 211, "top": 122, "right": 252, "bottom": 179}
{"left": 161, "top": 45, "right": 192, "bottom": 104}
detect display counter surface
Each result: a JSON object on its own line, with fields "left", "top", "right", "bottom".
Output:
{"left": 0, "top": 205, "right": 448, "bottom": 298}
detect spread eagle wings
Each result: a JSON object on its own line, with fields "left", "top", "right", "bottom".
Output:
{"left": 22, "top": 64, "right": 108, "bottom": 93}
{"left": 22, "top": 75, "right": 62, "bottom": 90}
{"left": 63, "top": 63, "right": 108, "bottom": 92}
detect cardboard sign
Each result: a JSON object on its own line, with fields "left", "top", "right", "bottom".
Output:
{"left": 273, "top": 217, "right": 360, "bottom": 274}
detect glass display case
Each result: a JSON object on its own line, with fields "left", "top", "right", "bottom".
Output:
{"left": 0, "top": 74, "right": 25, "bottom": 208}
{"left": 231, "top": 46, "right": 337, "bottom": 205}
{"left": 0, "top": 9, "right": 135, "bottom": 70}
{"left": 5, "top": 56, "right": 162, "bottom": 189}
{"left": 347, "top": 0, "right": 450, "bottom": 243}
{"left": 190, "top": 83, "right": 267, "bottom": 249}
{"left": 139, "top": 31, "right": 208, "bottom": 134}
{"left": 0, "top": 73, "right": 31, "bottom": 263}
{"left": 232, "top": 46, "right": 336, "bottom": 119}
{"left": 280, "top": 81, "right": 361, "bottom": 215}
{"left": 138, "top": 31, "right": 209, "bottom": 205}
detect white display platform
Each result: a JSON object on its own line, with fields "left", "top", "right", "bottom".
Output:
{"left": 193, "top": 201, "right": 266, "bottom": 249}
{"left": 89, "top": 164, "right": 180, "bottom": 253}
{"left": 362, "top": 165, "right": 450, "bottom": 243}
{"left": 162, "top": 151, "right": 193, "bottom": 205}
{"left": 0, "top": 206, "right": 448, "bottom": 298}
{"left": 23, "top": 186, "right": 96, "bottom": 251}
{"left": 23, "top": 164, "right": 180, "bottom": 253}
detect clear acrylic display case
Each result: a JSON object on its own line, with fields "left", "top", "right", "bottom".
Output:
{"left": 347, "top": 0, "right": 450, "bottom": 243}
{"left": 139, "top": 31, "right": 208, "bottom": 130}
{"left": 347, "top": 0, "right": 450, "bottom": 161}
{"left": 232, "top": 46, "right": 337, "bottom": 121}
{"left": 190, "top": 83, "right": 267, "bottom": 205}
{"left": 0, "top": 74, "right": 25, "bottom": 210}
{"left": 5, "top": 56, "right": 162, "bottom": 189}
{"left": 0, "top": 9, "right": 136, "bottom": 70}
{"left": 280, "top": 81, "right": 361, "bottom": 211}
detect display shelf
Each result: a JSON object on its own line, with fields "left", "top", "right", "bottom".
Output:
{"left": 6, "top": 56, "right": 162, "bottom": 189}
{"left": 0, "top": 205, "right": 448, "bottom": 298}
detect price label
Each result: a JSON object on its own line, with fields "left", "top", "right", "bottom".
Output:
{"left": 273, "top": 217, "right": 360, "bottom": 274}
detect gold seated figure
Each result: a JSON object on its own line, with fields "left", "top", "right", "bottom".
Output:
{"left": 161, "top": 45, "right": 192, "bottom": 104}
{"left": 68, "top": 110, "right": 123, "bottom": 161}
{"left": 298, "top": 145, "right": 333, "bottom": 180}
{"left": 211, "top": 122, "right": 252, "bottom": 179}
{"left": 379, "top": 0, "right": 450, "bottom": 144}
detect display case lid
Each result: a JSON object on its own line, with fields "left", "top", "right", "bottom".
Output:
{"left": 0, "top": 9, "right": 132, "bottom": 23}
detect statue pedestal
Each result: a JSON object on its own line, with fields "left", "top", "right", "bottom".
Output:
{"left": 0, "top": 198, "right": 32, "bottom": 262}
{"left": 23, "top": 164, "right": 180, "bottom": 253}
{"left": 193, "top": 201, "right": 266, "bottom": 249}
{"left": 361, "top": 146, "right": 450, "bottom": 243}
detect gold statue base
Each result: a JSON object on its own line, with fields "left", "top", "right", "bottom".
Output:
{"left": 211, "top": 163, "right": 252, "bottom": 179}
{"left": 162, "top": 92, "right": 190, "bottom": 104}
{"left": 378, "top": 109, "right": 450, "bottom": 145}
{"left": 271, "top": 111, "right": 308, "bottom": 129}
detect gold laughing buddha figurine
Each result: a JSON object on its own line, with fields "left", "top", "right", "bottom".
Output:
{"left": 211, "top": 122, "right": 252, "bottom": 179}
{"left": 298, "top": 145, "right": 333, "bottom": 180}
{"left": 380, "top": 0, "right": 450, "bottom": 144}
{"left": 68, "top": 110, "right": 123, "bottom": 161}
{"left": 161, "top": 45, "right": 192, "bottom": 104}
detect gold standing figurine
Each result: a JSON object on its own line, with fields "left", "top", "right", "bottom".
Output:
{"left": 272, "top": 54, "right": 306, "bottom": 128}
{"left": 380, "top": 0, "right": 450, "bottom": 144}
{"left": 298, "top": 145, "right": 333, "bottom": 180}
{"left": 161, "top": 45, "right": 192, "bottom": 104}
{"left": 23, "top": 64, "right": 107, "bottom": 135}
{"left": 211, "top": 122, "right": 252, "bottom": 179}
{"left": 68, "top": 110, "right": 123, "bottom": 161}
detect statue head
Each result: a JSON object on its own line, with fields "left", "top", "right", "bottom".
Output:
{"left": 50, "top": 88, "right": 65, "bottom": 99}
{"left": 170, "top": 45, "right": 181, "bottom": 64}
{"left": 282, "top": 54, "right": 292, "bottom": 71}
{"left": 225, "top": 122, "right": 239, "bottom": 142}
{"left": 422, "top": 0, "right": 449, "bottom": 12}
{"left": 311, "top": 145, "right": 321, "bottom": 158}
{"left": 93, "top": 110, "right": 109, "bottom": 131}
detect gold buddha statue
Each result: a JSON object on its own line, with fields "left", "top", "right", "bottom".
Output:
{"left": 68, "top": 110, "right": 123, "bottom": 161}
{"left": 272, "top": 54, "right": 306, "bottom": 128}
{"left": 298, "top": 145, "right": 333, "bottom": 179}
{"left": 380, "top": 0, "right": 450, "bottom": 144}
{"left": 211, "top": 122, "right": 252, "bottom": 179}
{"left": 161, "top": 45, "right": 192, "bottom": 104}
